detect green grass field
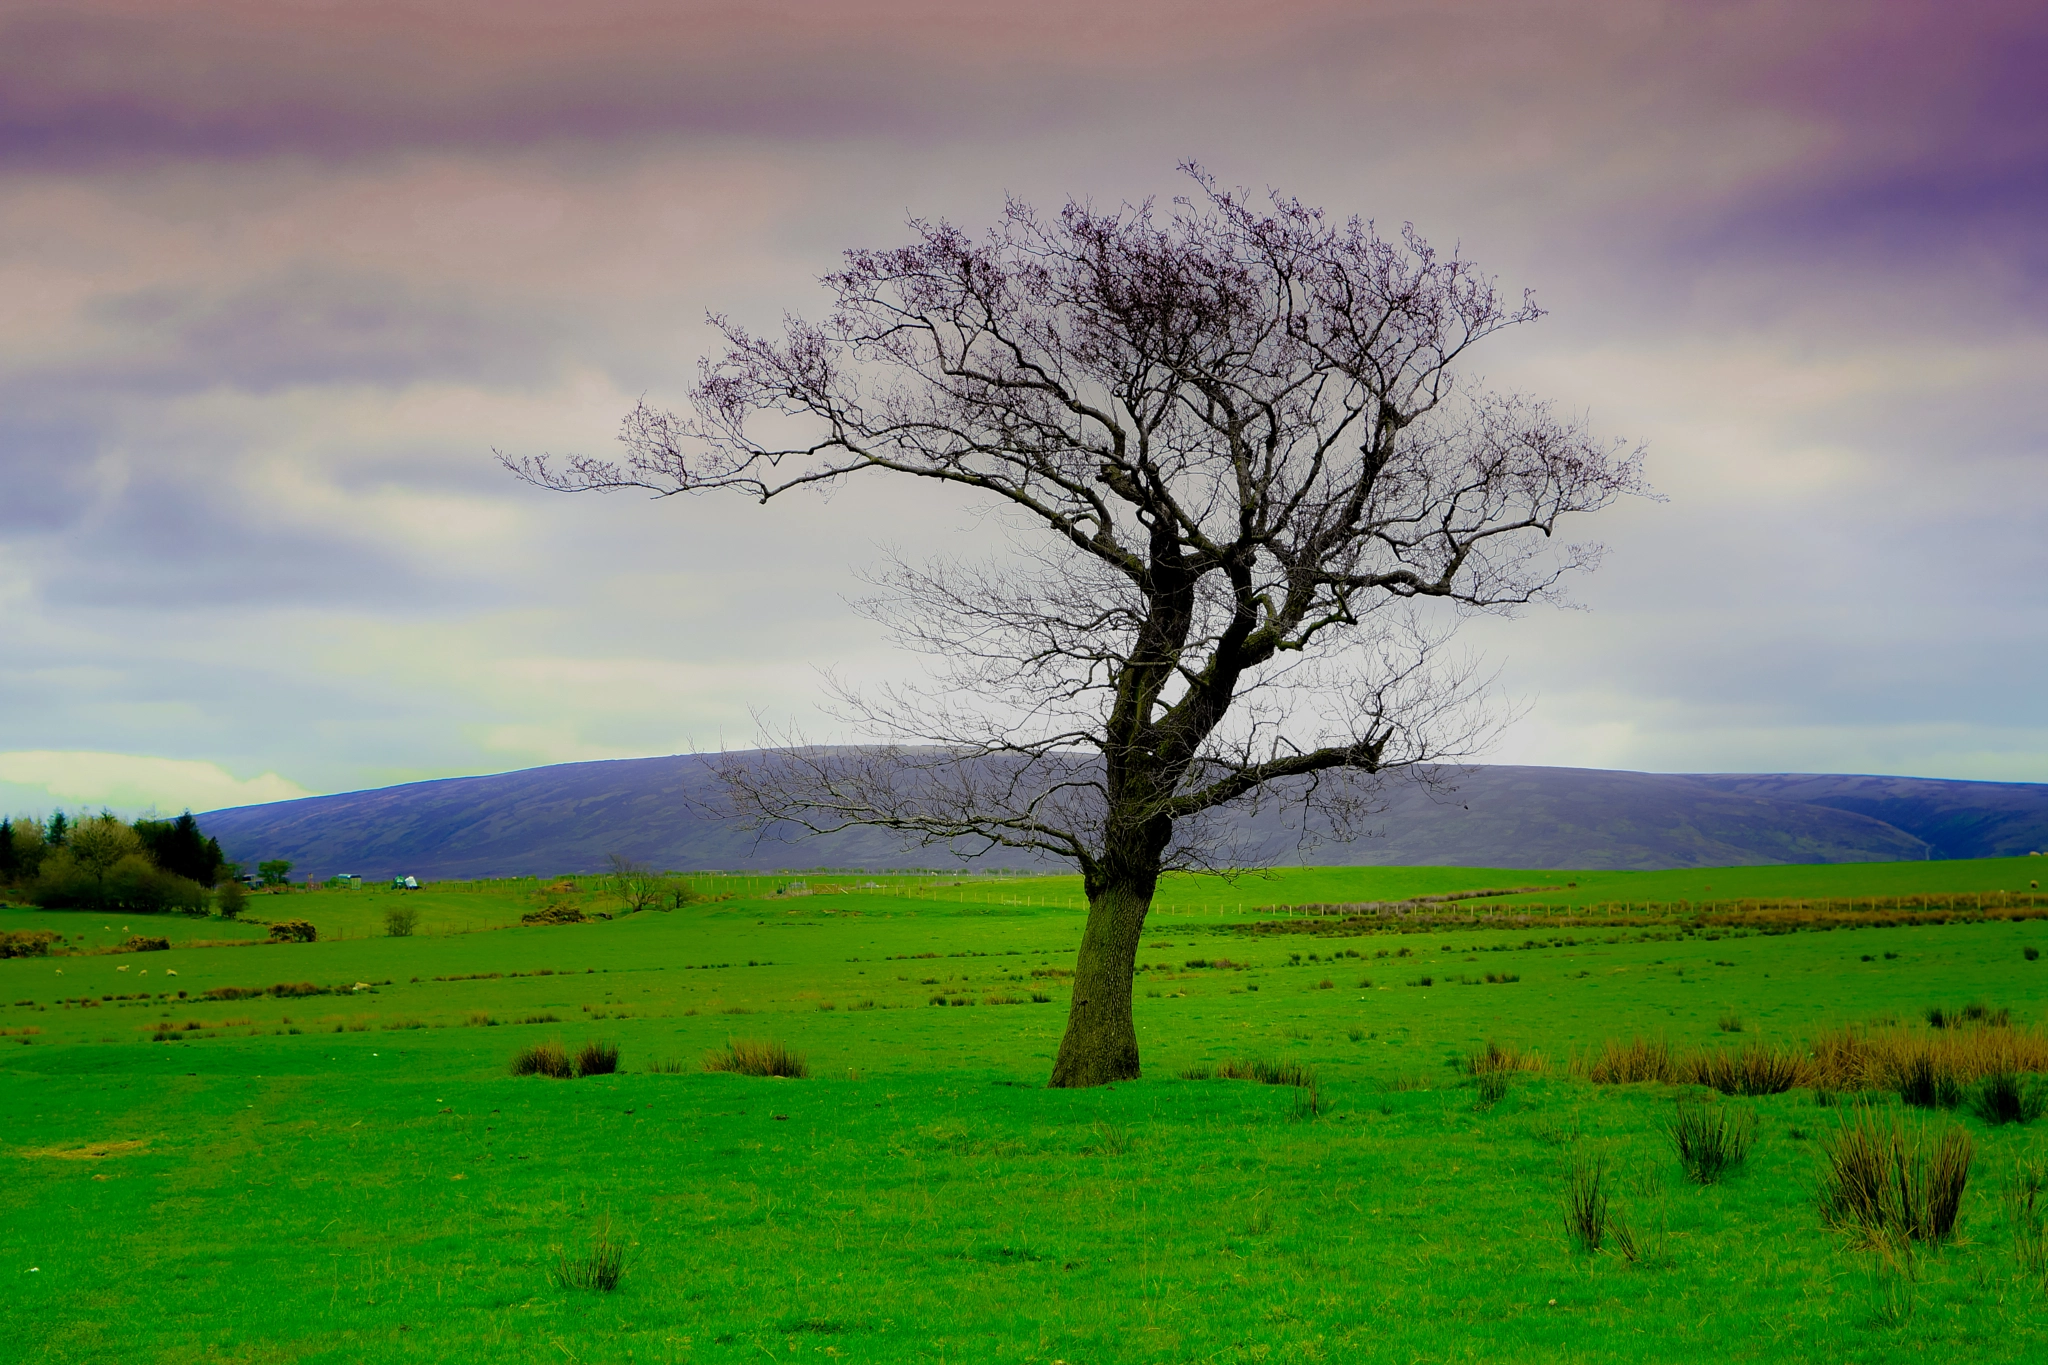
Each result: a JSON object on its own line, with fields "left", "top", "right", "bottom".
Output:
{"left": 8, "top": 858, "right": 2048, "bottom": 1362}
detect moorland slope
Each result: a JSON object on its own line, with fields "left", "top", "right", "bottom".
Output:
{"left": 196, "top": 754, "right": 2048, "bottom": 881}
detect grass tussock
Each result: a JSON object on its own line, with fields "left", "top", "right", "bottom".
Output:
{"left": 1585, "top": 1037, "right": 1673, "bottom": 1085}
{"left": 551, "top": 1218, "right": 626, "bottom": 1293}
{"left": 1468, "top": 1040, "right": 1543, "bottom": 1106}
{"left": 1563, "top": 1153, "right": 1610, "bottom": 1253}
{"left": 1214, "top": 1057, "right": 1316, "bottom": 1088}
{"left": 1670, "top": 1097, "right": 1754, "bottom": 1183}
{"left": 1819, "top": 1106, "right": 1972, "bottom": 1246}
{"left": 575, "top": 1040, "right": 620, "bottom": 1077}
{"left": 702, "top": 1038, "right": 809, "bottom": 1078}
{"left": 1970, "top": 1071, "right": 2045, "bottom": 1125}
{"left": 510, "top": 1040, "right": 573, "bottom": 1078}
{"left": 2004, "top": 1157, "right": 2048, "bottom": 1279}
{"left": 1808, "top": 1018, "right": 2048, "bottom": 1099}
{"left": 1688, "top": 1042, "right": 1809, "bottom": 1096}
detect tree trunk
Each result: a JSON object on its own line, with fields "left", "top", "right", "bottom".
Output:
{"left": 1047, "top": 880, "right": 1152, "bottom": 1087}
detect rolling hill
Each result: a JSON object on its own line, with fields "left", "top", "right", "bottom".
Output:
{"left": 195, "top": 753, "right": 2048, "bottom": 882}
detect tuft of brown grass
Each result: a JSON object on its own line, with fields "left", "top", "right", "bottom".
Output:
{"left": 702, "top": 1038, "right": 808, "bottom": 1078}
{"left": 510, "top": 1040, "right": 572, "bottom": 1078}
{"left": 1808, "top": 1019, "right": 2048, "bottom": 1095}
{"left": 1585, "top": 1037, "right": 1673, "bottom": 1084}
{"left": 1468, "top": 1039, "right": 1545, "bottom": 1077}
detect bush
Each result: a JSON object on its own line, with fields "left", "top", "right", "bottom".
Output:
{"left": 2026, "top": 946, "right": 2041, "bottom": 962}
{"left": 702, "top": 1039, "right": 808, "bottom": 1078}
{"left": 575, "top": 1040, "right": 620, "bottom": 1077}
{"left": 1819, "top": 1107, "right": 1972, "bottom": 1244}
{"left": 0, "top": 930, "right": 58, "bottom": 959}
{"left": 267, "top": 920, "right": 317, "bottom": 943}
{"left": 510, "top": 1041, "right": 574, "bottom": 1078}
{"left": 522, "top": 905, "right": 586, "bottom": 926}
{"left": 1670, "top": 1097, "right": 1754, "bottom": 1184}
{"left": 215, "top": 880, "right": 247, "bottom": 919}
{"left": 383, "top": 907, "right": 420, "bottom": 937}
{"left": 121, "top": 936, "right": 171, "bottom": 953}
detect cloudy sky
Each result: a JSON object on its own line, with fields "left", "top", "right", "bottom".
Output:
{"left": 2, "top": 0, "right": 2043, "bottom": 817}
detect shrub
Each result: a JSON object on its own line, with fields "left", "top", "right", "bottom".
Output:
{"left": 267, "top": 981, "right": 324, "bottom": 998}
{"left": 521, "top": 905, "right": 586, "bottom": 926}
{"left": 383, "top": 907, "right": 420, "bottom": 937}
{"left": 1819, "top": 1107, "right": 1972, "bottom": 1245}
{"left": 215, "top": 880, "right": 247, "bottom": 919}
{"left": 1718, "top": 1013, "right": 1744, "bottom": 1033}
{"left": 2027, "top": 946, "right": 2041, "bottom": 962}
{"left": 1670, "top": 1097, "right": 1754, "bottom": 1184}
{"left": 267, "top": 920, "right": 317, "bottom": 943}
{"left": 510, "top": 1040, "right": 573, "bottom": 1078}
{"left": 1563, "top": 1154, "right": 1610, "bottom": 1253}
{"left": 0, "top": 930, "right": 59, "bottom": 959}
{"left": 1468, "top": 1039, "right": 1544, "bottom": 1077}
{"left": 120, "top": 935, "right": 171, "bottom": 953}
{"left": 702, "top": 1039, "right": 808, "bottom": 1078}
{"left": 1970, "top": 1071, "right": 2045, "bottom": 1126}
{"left": 575, "top": 1040, "right": 620, "bottom": 1077}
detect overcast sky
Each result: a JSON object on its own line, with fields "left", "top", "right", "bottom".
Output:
{"left": 2, "top": 0, "right": 2043, "bottom": 817}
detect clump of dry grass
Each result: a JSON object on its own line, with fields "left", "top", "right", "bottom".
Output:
{"left": 1584, "top": 1037, "right": 1672, "bottom": 1084}
{"left": 510, "top": 1040, "right": 572, "bottom": 1078}
{"left": 702, "top": 1038, "right": 808, "bottom": 1078}
{"left": 1807, "top": 1018, "right": 2048, "bottom": 1096}
{"left": 1468, "top": 1040, "right": 1543, "bottom": 1106}
{"left": 1468, "top": 1039, "right": 1545, "bottom": 1077}
{"left": 1819, "top": 1106, "right": 1972, "bottom": 1246}
{"left": 1685, "top": 1042, "right": 1810, "bottom": 1096}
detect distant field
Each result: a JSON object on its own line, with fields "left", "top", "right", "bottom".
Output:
{"left": 7, "top": 858, "right": 2048, "bottom": 1361}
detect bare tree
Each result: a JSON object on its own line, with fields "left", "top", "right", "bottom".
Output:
{"left": 507, "top": 167, "right": 1646, "bottom": 1086}
{"left": 605, "top": 853, "right": 664, "bottom": 915}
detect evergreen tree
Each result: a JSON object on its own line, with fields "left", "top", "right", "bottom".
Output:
{"left": 0, "top": 818, "right": 15, "bottom": 882}
{"left": 134, "top": 811, "right": 222, "bottom": 884}
{"left": 46, "top": 811, "right": 68, "bottom": 846}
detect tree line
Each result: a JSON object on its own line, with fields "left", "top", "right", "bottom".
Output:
{"left": 0, "top": 810, "right": 245, "bottom": 915}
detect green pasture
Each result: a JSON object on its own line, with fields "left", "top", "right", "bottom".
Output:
{"left": 8, "top": 860, "right": 2048, "bottom": 1362}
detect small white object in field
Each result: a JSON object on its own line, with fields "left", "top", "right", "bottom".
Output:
{"left": 117, "top": 965, "right": 129, "bottom": 972}
{"left": 352, "top": 982, "right": 370, "bottom": 992}
{"left": 166, "top": 969, "right": 177, "bottom": 976}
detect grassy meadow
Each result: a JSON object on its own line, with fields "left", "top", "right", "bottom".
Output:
{"left": 7, "top": 859, "right": 2048, "bottom": 1362}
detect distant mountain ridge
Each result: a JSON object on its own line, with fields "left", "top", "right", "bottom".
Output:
{"left": 196, "top": 753, "right": 2048, "bottom": 882}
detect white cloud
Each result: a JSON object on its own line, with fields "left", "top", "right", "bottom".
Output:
{"left": 0, "top": 751, "right": 312, "bottom": 816}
